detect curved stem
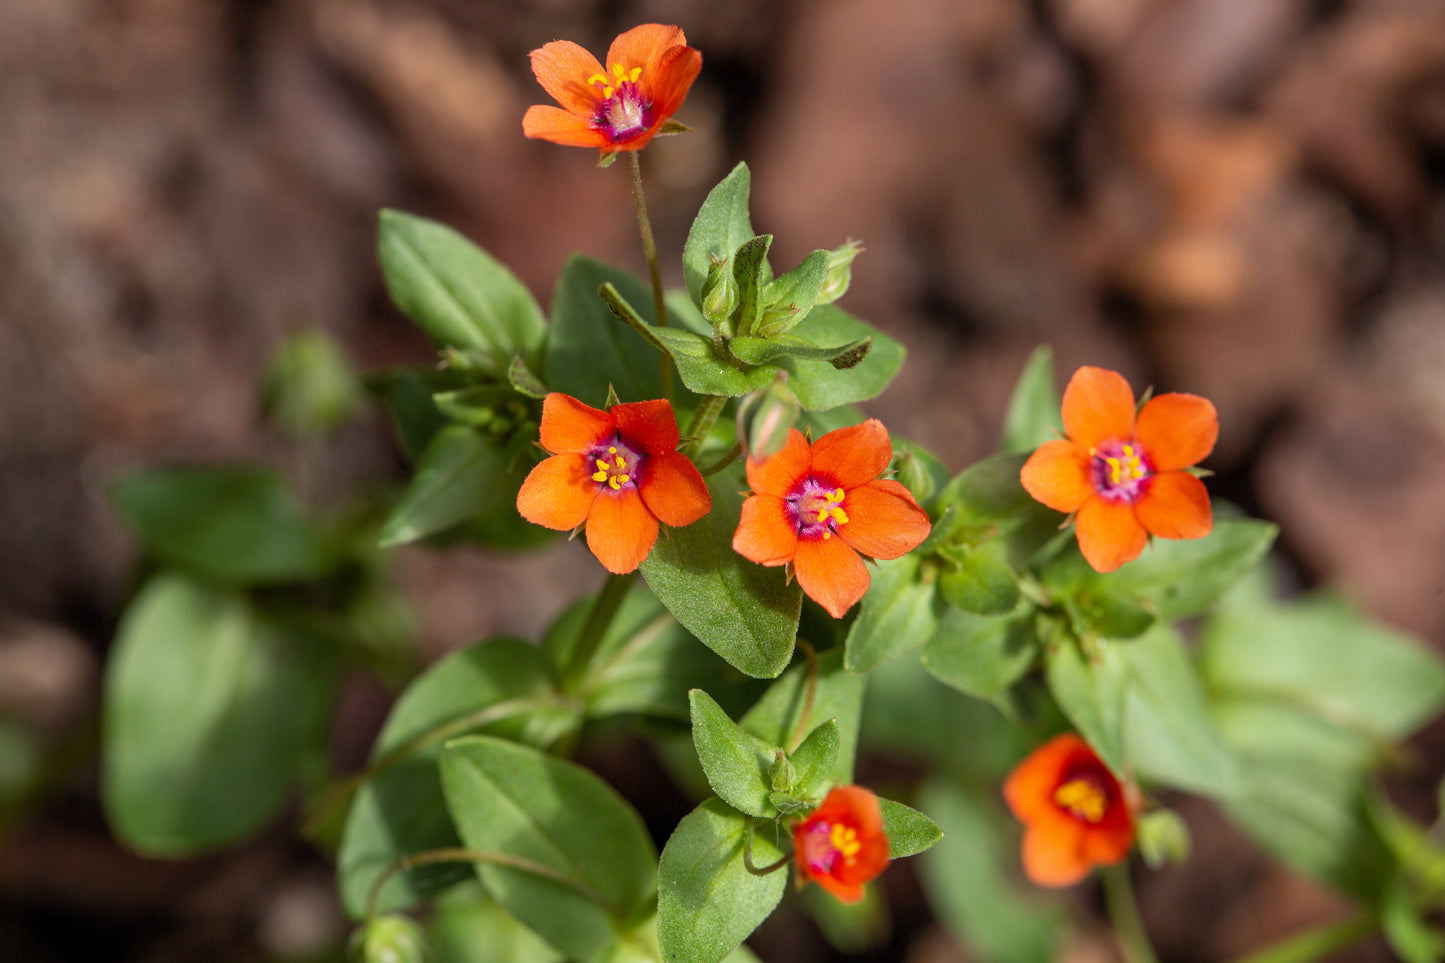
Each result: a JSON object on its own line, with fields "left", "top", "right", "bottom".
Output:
{"left": 682, "top": 394, "right": 727, "bottom": 459}
{"left": 1103, "top": 864, "right": 1160, "bottom": 963}
{"left": 365, "top": 846, "right": 605, "bottom": 921}
{"left": 743, "top": 821, "right": 794, "bottom": 876}
{"left": 698, "top": 441, "right": 743, "bottom": 477}
{"left": 561, "top": 571, "right": 639, "bottom": 692}
{"left": 1227, "top": 914, "right": 1375, "bottom": 963}
{"left": 629, "top": 150, "right": 672, "bottom": 400}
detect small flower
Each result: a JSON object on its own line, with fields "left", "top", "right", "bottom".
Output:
{"left": 1003, "top": 733, "right": 1137, "bottom": 887}
{"left": 1020, "top": 366, "right": 1217, "bottom": 573}
{"left": 517, "top": 393, "right": 711, "bottom": 573}
{"left": 732, "top": 420, "right": 932, "bottom": 618}
{"left": 793, "top": 785, "right": 889, "bottom": 903}
{"left": 522, "top": 24, "right": 702, "bottom": 153}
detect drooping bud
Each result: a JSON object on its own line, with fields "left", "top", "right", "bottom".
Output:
{"left": 1137, "top": 809, "right": 1191, "bottom": 869}
{"left": 700, "top": 254, "right": 740, "bottom": 331}
{"left": 816, "top": 239, "right": 864, "bottom": 305}
{"left": 893, "top": 444, "right": 936, "bottom": 504}
{"left": 736, "top": 372, "right": 800, "bottom": 460}
{"left": 349, "top": 914, "right": 429, "bottom": 963}
{"left": 769, "top": 749, "right": 797, "bottom": 792}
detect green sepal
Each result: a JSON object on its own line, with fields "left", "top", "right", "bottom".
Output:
{"left": 754, "top": 249, "right": 830, "bottom": 338}
{"left": 507, "top": 354, "right": 549, "bottom": 398}
{"left": 728, "top": 334, "right": 871, "bottom": 369}
{"left": 730, "top": 234, "right": 773, "bottom": 338}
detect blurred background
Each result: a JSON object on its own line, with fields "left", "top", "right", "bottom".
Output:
{"left": 2, "top": 0, "right": 1445, "bottom": 959}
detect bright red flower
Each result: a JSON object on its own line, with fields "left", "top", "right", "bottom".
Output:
{"left": 1003, "top": 734, "right": 1137, "bottom": 887}
{"left": 731, "top": 420, "right": 932, "bottom": 619}
{"left": 794, "top": 785, "right": 890, "bottom": 904}
{"left": 522, "top": 24, "right": 701, "bottom": 153}
{"left": 1020, "top": 366, "right": 1217, "bottom": 573}
{"left": 516, "top": 393, "right": 710, "bottom": 573}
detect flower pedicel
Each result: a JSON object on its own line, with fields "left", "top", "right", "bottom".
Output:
{"left": 516, "top": 393, "right": 710, "bottom": 573}
{"left": 523, "top": 24, "right": 701, "bottom": 153}
{"left": 1020, "top": 366, "right": 1217, "bottom": 573}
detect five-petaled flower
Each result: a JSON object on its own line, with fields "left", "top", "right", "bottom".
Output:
{"left": 1020, "top": 366, "right": 1217, "bottom": 573}
{"left": 522, "top": 24, "right": 702, "bottom": 153}
{"left": 516, "top": 393, "right": 710, "bottom": 573}
{"left": 1004, "top": 733, "right": 1137, "bottom": 887}
{"left": 732, "top": 420, "right": 932, "bottom": 618}
{"left": 794, "top": 785, "right": 890, "bottom": 903}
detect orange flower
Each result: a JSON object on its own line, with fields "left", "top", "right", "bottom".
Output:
{"left": 731, "top": 420, "right": 932, "bottom": 619}
{"left": 522, "top": 24, "right": 702, "bottom": 153}
{"left": 516, "top": 393, "right": 710, "bottom": 573}
{"left": 794, "top": 785, "right": 890, "bottom": 903}
{"left": 1020, "top": 366, "right": 1217, "bottom": 573}
{"left": 1003, "top": 734, "right": 1137, "bottom": 887}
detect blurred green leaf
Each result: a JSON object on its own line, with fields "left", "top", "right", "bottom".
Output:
{"left": 742, "top": 649, "right": 864, "bottom": 786}
{"left": 1100, "top": 518, "right": 1277, "bottom": 620}
{"left": 103, "top": 575, "right": 334, "bottom": 856}
{"left": 112, "top": 468, "right": 332, "bottom": 585}
{"left": 263, "top": 329, "right": 362, "bottom": 438}
{"left": 845, "top": 554, "right": 942, "bottom": 673}
{"left": 880, "top": 797, "right": 943, "bottom": 859}
{"left": 1043, "top": 627, "right": 1126, "bottom": 775}
{"left": 657, "top": 799, "right": 787, "bottom": 963}
{"left": 937, "top": 544, "right": 1020, "bottom": 616}
{"left": 428, "top": 884, "right": 564, "bottom": 963}
{"left": 922, "top": 608, "right": 1037, "bottom": 703}
{"left": 439, "top": 736, "right": 657, "bottom": 963}
{"left": 999, "top": 347, "right": 1060, "bottom": 455}
{"left": 935, "top": 453, "right": 1059, "bottom": 569}
{"left": 547, "top": 257, "right": 665, "bottom": 408}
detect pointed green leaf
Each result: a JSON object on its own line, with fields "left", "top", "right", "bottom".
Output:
{"left": 684, "top": 163, "right": 756, "bottom": 308}
{"left": 743, "top": 650, "right": 864, "bottom": 785}
{"left": 788, "top": 720, "right": 841, "bottom": 801}
{"left": 657, "top": 800, "right": 787, "bottom": 963}
{"left": 731, "top": 235, "right": 774, "bottom": 338}
{"left": 879, "top": 797, "right": 943, "bottom": 859}
{"left": 439, "top": 736, "right": 658, "bottom": 963}
{"left": 844, "top": 554, "right": 942, "bottom": 673}
{"left": 1043, "top": 628, "right": 1126, "bottom": 775}
{"left": 547, "top": 256, "right": 665, "bottom": 407}
{"left": 755, "top": 249, "right": 830, "bottom": 337}
{"left": 378, "top": 210, "right": 546, "bottom": 370}
{"left": 999, "top": 346, "right": 1060, "bottom": 455}
{"left": 775, "top": 305, "right": 905, "bottom": 411}
{"left": 935, "top": 453, "right": 1060, "bottom": 568}
{"left": 728, "top": 334, "right": 871, "bottom": 368}
{"left": 690, "top": 690, "right": 780, "bottom": 818}
{"left": 507, "top": 354, "right": 549, "bottom": 398}
{"left": 1102, "top": 518, "right": 1277, "bottom": 620}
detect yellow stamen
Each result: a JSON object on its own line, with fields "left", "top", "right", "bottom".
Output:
{"left": 589, "top": 65, "right": 643, "bottom": 100}
{"left": 829, "top": 824, "right": 861, "bottom": 863}
{"left": 1053, "top": 779, "right": 1107, "bottom": 823}
{"left": 592, "top": 469, "right": 609, "bottom": 482}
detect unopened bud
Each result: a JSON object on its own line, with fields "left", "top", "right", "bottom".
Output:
{"left": 736, "top": 373, "right": 800, "bottom": 460}
{"left": 701, "top": 255, "right": 740, "bottom": 329}
{"left": 1137, "top": 809, "right": 1191, "bottom": 869}
{"left": 349, "top": 914, "right": 428, "bottom": 963}
{"left": 816, "top": 240, "right": 863, "bottom": 305}
{"left": 770, "top": 749, "right": 798, "bottom": 792}
{"left": 894, "top": 445, "right": 936, "bottom": 504}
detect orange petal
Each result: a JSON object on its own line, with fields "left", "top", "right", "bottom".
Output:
{"left": 1062, "top": 367, "right": 1136, "bottom": 450}
{"left": 746, "top": 428, "right": 811, "bottom": 497}
{"left": 1081, "top": 807, "right": 1136, "bottom": 868}
{"left": 810, "top": 419, "right": 891, "bottom": 490}
{"left": 605, "top": 23, "right": 686, "bottom": 74}
{"left": 613, "top": 399, "right": 679, "bottom": 453}
{"left": 517, "top": 453, "right": 597, "bottom": 530}
{"left": 1135, "top": 472, "right": 1212, "bottom": 540}
{"left": 1075, "top": 497, "right": 1147, "bottom": 573}
{"left": 732, "top": 494, "right": 797, "bottom": 566}
{"left": 528, "top": 40, "right": 605, "bottom": 116}
{"left": 1020, "top": 439, "right": 1093, "bottom": 514}
{"left": 837, "top": 480, "right": 931, "bottom": 560}
{"left": 811, "top": 873, "right": 865, "bottom": 904}
{"left": 1021, "top": 819, "right": 1091, "bottom": 887}
{"left": 1135, "top": 392, "right": 1218, "bottom": 472}
{"left": 1004, "top": 734, "right": 1087, "bottom": 822}
{"left": 639, "top": 451, "right": 711, "bottom": 527}
{"left": 539, "top": 393, "right": 614, "bottom": 454}
{"left": 585, "top": 488, "right": 658, "bottom": 574}
{"left": 522, "top": 105, "right": 608, "bottom": 148}
{"left": 648, "top": 44, "right": 702, "bottom": 120}
{"left": 793, "top": 535, "right": 869, "bottom": 619}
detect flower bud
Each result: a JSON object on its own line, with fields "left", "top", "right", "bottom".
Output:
{"left": 816, "top": 240, "right": 863, "bottom": 305}
{"left": 700, "top": 255, "right": 739, "bottom": 329}
{"left": 736, "top": 373, "right": 800, "bottom": 460}
{"left": 893, "top": 445, "right": 936, "bottom": 504}
{"left": 1137, "top": 808, "right": 1191, "bottom": 869}
{"left": 769, "top": 749, "right": 797, "bottom": 792}
{"left": 349, "top": 914, "right": 429, "bottom": 963}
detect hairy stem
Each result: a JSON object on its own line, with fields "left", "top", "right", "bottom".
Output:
{"left": 1103, "top": 864, "right": 1161, "bottom": 963}
{"left": 629, "top": 150, "right": 672, "bottom": 400}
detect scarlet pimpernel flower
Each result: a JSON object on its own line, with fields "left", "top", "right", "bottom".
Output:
{"left": 794, "top": 785, "right": 890, "bottom": 903}
{"left": 731, "top": 420, "right": 931, "bottom": 619}
{"left": 522, "top": 24, "right": 702, "bottom": 153}
{"left": 1004, "top": 734, "right": 1137, "bottom": 887}
{"left": 1020, "top": 366, "right": 1217, "bottom": 573}
{"left": 516, "top": 393, "right": 710, "bottom": 573}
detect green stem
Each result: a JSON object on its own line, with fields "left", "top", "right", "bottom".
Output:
{"left": 697, "top": 441, "right": 743, "bottom": 477}
{"left": 561, "top": 571, "right": 639, "bottom": 692}
{"left": 1227, "top": 914, "right": 1375, "bottom": 963}
{"left": 786, "top": 639, "right": 820, "bottom": 753}
{"left": 629, "top": 150, "right": 672, "bottom": 400}
{"left": 365, "top": 846, "right": 605, "bottom": 921}
{"left": 743, "top": 822, "right": 794, "bottom": 876}
{"left": 683, "top": 394, "right": 727, "bottom": 459}
{"left": 1103, "top": 865, "right": 1161, "bottom": 963}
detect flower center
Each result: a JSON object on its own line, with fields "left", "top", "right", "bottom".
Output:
{"left": 589, "top": 439, "right": 640, "bottom": 493}
{"left": 1053, "top": 774, "right": 1108, "bottom": 824}
{"left": 800, "top": 819, "right": 858, "bottom": 875}
{"left": 785, "top": 479, "right": 849, "bottom": 540}
{"left": 589, "top": 63, "right": 651, "bottom": 142}
{"left": 1089, "top": 440, "right": 1152, "bottom": 503}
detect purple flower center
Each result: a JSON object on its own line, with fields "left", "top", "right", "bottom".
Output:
{"left": 785, "top": 477, "right": 849, "bottom": 541}
{"left": 1089, "top": 440, "right": 1152, "bottom": 503}
{"left": 799, "top": 819, "right": 857, "bottom": 875}
{"left": 588, "top": 437, "right": 642, "bottom": 494}
{"left": 1054, "top": 764, "right": 1113, "bottom": 825}
{"left": 591, "top": 79, "right": 652, "bottom": 143}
